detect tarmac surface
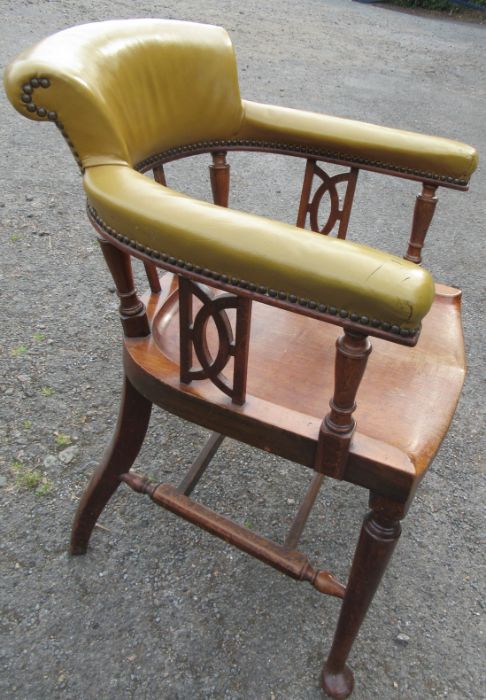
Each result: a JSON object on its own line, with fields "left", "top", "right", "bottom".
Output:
{"left": 1, "top": 1, "right": 485, "bottom": 699}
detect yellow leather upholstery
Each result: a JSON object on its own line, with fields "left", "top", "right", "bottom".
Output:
{"left": 4, "top": 18, "right": 475, "bottom": 331}
{"left": 4, "top": 19, "right": 477, "bottom": 181}
{"left": 236, "top": 101, "right": 478, "bottom": 184}
{"left": 84, "top": 164, "right": 434, "bottom": 330}
{"left": 3, "top": 19, "right": 243, "bottom": 168}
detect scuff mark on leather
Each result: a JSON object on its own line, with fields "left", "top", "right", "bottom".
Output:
{"left": 366, "top": 264, "right": 383, "bottom": 282}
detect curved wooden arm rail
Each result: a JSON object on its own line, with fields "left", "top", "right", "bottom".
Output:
{"left": 4, "top": 19, "right": 477, "bottom": 699}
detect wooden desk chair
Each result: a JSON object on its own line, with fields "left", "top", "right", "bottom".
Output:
{"left": 4, "top": 19, "right": 477, "bottom": 698}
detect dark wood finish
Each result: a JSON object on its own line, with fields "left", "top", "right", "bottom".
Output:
{"left": 315, "top": 331, "right": 372, "bottom": 479}
{"left": 127, "top": 277, "right": 464, "bottom": 495}
{"left": 321, "top": 494, "right": 404, "bottom": 698}
{"left": 209, "top": 150, "right": 230, "bottom": 206}
{"left": 121, "top": 472, "right": 346, "bottom": 598}
{"left": 76, "top": 141, "right": 466, "bottom": 699}
{"left": 143, "top": 262, "right": 162, "bottom": 294}
{"left": 296, "top": 158, "right": 317, "bottom": 228}
{"left": 70, "top": 376, "right": 152, "bottom": 554}
{"left": 98, "top": 238, "right": 150, "bottom": 337}
{"left": 178, "top": 276, "right": 252, "bottom": 405}
{"left": 177, "top": 431, "right": 224, "bottom": 496}
{"left": 405, "top": 183, "right": 438, "bottom": 264}
{"left": 153, "top": 164, "right": 167, "bottom": 186}
{"left": 337, "top": 167, "right": 359, "bottom": 239}
{"left": 296, "top": 160, "right": 359, "bottom": 238}
{"left": 284, "top": 472, "right": 325, "bottom": 550}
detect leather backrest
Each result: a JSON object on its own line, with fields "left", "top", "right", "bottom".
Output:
{"left": 4, "top": 19, "right": 244, "bottom": 168}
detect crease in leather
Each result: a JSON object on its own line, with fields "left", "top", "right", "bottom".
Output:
{"left": 83, "top": 164, "right": 435, "bottom": 329}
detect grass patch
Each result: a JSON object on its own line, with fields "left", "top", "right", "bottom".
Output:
{"left": 54, "top": 432, "right": 72, "bottom": 446}
{"left": 11, "top": 345, "right": 28, "bottom": 356}
{"left": 10, "top": 460, "right": 53, "bottom": 496}
{"left": 32, "top": 332, "right": 46, "bottom": 341}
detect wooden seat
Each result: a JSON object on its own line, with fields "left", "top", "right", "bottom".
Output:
{"left": 4, "top": 18, "right": 477, "bottom": 699}
{"left": 139, "top": 277, "right": 464, "bottom": 480}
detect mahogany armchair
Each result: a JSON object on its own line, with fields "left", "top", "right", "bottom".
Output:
{"left": 4, "top": 19, "right": 478, "bottom": 698}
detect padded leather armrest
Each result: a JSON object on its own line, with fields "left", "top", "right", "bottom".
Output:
{"left": 236, "top": 100, "right": 478, "bottom": 186}
{"left": 84, "top": 165, "right": 434, "bottom": 332}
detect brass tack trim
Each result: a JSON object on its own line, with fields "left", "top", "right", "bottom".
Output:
{"left": 86, "top": 204, "right": 419, "bottom": 338}
{"left": 20, "top": 76, "right": 82, "bottom": 171}
{"left": 135, "top": 139, "right": 469, "bottom": 187}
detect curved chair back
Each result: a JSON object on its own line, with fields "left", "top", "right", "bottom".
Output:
{"left": 4, "top": 19, "right": 243, "bottom": 168}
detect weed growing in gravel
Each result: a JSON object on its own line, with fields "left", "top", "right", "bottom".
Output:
{"left": 34, "top": 482, "right": 52, "bottom": 497}
{"left": 10, "top": 460, "right": 53, "bottom": 496}
{"left": 54, "top": 432, "right": 72, "bottom": 446}
{"left": 11, "top": 345, "right": 28, "bottom": 356}
{"left": 40, "top": 386, "right": 55, "bottom": 397}
{"left": 32, "top": 332, "right": 46, "bottom": 341}
{"left": 23, "top": 419, "right": 33, "bottom": 430}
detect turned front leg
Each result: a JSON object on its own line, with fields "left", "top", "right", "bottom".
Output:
{"left": 321, "top": 495, "right": 404, "bottom": 699}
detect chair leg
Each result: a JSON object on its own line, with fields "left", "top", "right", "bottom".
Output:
{"left": 321, "top": 496, "right": 403, "bottom": 699}
{"left": 70, "top": 375, "right": 152, "bottom": 555}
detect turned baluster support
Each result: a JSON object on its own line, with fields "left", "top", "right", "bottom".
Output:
{"left": 153, "top": 164, "right": 167, "bottom": 186}
{"left": 315, "top": 330, "right": 371, "bottom": 479}
{"left": 405, "top": 183, "right": 438, "bottom": 264}
{"left": 98, "top": 238, "right": 150, "bottom": 337}
{"left": 209, "top": 151, "right": 230, "bottom": 207}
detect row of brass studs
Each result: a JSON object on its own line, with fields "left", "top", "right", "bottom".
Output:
{"left": 20, "top": 76, "right": 82, "bottom": 169}
{"left": 135, "top": 139, "right": 468, "bottom": 187}
{"left": 87, "top": 204, "right": 418, "bottom": 338}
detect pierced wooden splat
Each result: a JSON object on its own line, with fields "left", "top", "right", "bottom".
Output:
{"left": 178, "top": 276, "right": 252, "bottom": 405}
{"left": 297, "top": 159, "right": 359, "bottom": 238}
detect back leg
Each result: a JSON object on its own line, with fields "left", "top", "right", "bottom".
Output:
{"left": 70, "top": 375, "right": 152, "bottom": 555}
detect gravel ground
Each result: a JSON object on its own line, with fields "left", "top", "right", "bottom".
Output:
{"left": 1, "top": 2, "right": 485, "bottom": 699}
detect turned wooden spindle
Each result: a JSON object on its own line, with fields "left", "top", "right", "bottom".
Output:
{"left": 315, "top": 330, "right": 371, "bottom": 479}
{"left": 405, "top": 183, "right": 438, "bottom": 264}
{"left": 98, "top": 238, "right": 150, "bottom": 337}
{"left": 209, "top": 151, "right": 230, "bottom": 207}
{"left": 143, "top": 261, "right": 162, "bottom": 294}
{"left": 153, "top": 164, "right": 167, "bottom": 186}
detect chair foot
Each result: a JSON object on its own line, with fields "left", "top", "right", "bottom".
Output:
{"left": 321, "top": 495, "right": 404, "bottom": 697}
{"left": 70, "top": 375, "right": 152, "bottom": 554}
{"left": 321, "top": 663, "right": 354, "bottom": 699}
